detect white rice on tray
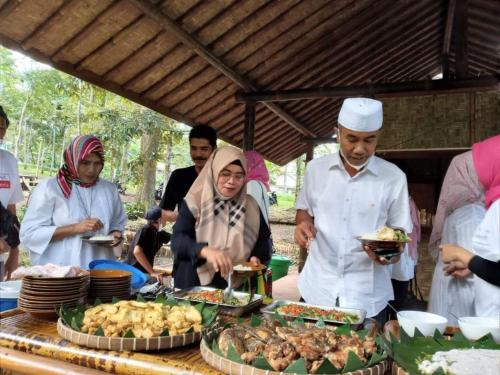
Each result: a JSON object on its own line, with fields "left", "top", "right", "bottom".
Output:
{"left": 417, "top": 348, "right": 500, "bottom": 375}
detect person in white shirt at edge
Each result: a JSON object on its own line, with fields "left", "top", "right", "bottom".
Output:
{"left": 427, "top": 151, "right": 486, "bottom": 325}
{"left": 294, "top": 98, "right": 412, "bottom": 326}
{"left": 0, "top": 106, "right": 23, "bottom": 279}
{"left": 440, "top": 135, "right": 500, "bottom": 319}
{"left": 20, "top": 135, "right": 127, "bottom": 268}
{"left": 390, "top": 196, "right": 421, "bottom": 314}
{"left": 244, "top": 150, "right": 271, "bottom": 224}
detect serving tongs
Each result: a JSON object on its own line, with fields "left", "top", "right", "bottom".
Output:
{"left": 223, "top": 272, "right": 234, "bottom": 303}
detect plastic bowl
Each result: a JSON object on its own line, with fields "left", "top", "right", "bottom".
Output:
{"left": 397, "top": 310, "right": 447, "bottom": 337}
{"left": 458, "top": 317, "right": 500, "bottom": 343}
{"left": 0, "top": 280, "right": 22, "bottom": 312}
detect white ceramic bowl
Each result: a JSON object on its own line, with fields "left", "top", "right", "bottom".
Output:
{"left": 458, "top": 317, "right": 500, "bottom": 343}
{"left": 397, "top": 310, "right": 448, "bottom": 337}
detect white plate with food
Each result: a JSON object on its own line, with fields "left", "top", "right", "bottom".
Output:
{"left": 82, "top": 235, "right": 119, "bottom": 246}
{"left": 357, "top": 226, "right": 410, "bottom": 259}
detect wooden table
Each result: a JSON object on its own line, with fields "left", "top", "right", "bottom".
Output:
{"left": 0, "top": 309, "right": 222, "bottom": 374}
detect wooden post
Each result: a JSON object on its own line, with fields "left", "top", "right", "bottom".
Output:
{"left": 299, "top": 144, "right": 315, "bottom": 273}
{"left": 243, "top": 102, "right": 255, "bottom": 151}
{"left": 469, "top": 92, "right": 476, "bottom": 145}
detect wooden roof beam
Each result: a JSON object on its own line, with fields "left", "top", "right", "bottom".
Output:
{"left": 442, "top": 0, "right": 456, "bottom": 78}
{"left": 128, "top": 0, "right": 316, "bottom": 138}
{"left": 454, "top": 0, "right": 469, "bottom": 78}
{"left": 235, "top": 76, "right": 499, "bottom": 103}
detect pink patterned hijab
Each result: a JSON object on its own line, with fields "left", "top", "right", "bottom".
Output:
{"left": 472, "top": 135, "right": 500, "bottom": 208}
{"left": 428, "top": 151, "right": 484, "bottom": 260}
{"left": 56, "top": 135, "right": 104, "bottom": 199}
{"left": 244, "top": 151, "right": 270, "bottom": 191}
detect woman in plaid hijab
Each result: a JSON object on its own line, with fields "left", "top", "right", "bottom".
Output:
{"left": 171, "top": 146, "right": 272, "bottom": 289}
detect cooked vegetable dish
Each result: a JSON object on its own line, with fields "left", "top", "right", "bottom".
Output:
{"left": 275, "top": 304, "right": 360, "bottom": 324}
{"left": 184, "top": 289, "right": 249, "bottom": 306}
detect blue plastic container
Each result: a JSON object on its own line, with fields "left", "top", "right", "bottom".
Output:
{"left": 0, "top": 280, "right": 21, "bottom": 312}
{"left": 89, "top": 259, "right": 148, "bottom": 289}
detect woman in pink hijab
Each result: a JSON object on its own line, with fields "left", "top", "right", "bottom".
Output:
{"left": 441, "top": 135, "right": 500, "bottom": 312}
{"left": 427, "top": 150, "right": 486, "bottom": 323}
{"left": 244, "top": 151, "right": 271, "bottom": 224}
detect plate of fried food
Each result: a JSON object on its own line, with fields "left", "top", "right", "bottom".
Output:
{"left": 232, "top": 262, "right": 265, "bottom": 274}
{"left": 200, "top": 315, "right": 388, "bottom": 374}
{"left": 357, "top": 226, "right": 410, "bottom": 259}
{"left": 57, "top": 295, "right": 217, "bottom": 351}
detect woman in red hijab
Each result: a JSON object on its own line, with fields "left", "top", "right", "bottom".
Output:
{"left": 20, "top": 135, "right": 127, "bottom": 267}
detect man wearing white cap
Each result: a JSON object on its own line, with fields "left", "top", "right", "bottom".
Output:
{"left": 294, "top": 98, "right": 412, "bottom": 325}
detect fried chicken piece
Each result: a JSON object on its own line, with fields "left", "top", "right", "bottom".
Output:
{"left": 362, "top": 336, "right": 377, "bottom": 355}
{"left": 218, "top": 328, "right": 246, "bottom": 357}
{"left": 264, "top": 341, "right": 297, "bottom": 371}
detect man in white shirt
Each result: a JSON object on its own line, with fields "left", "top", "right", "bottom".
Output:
{"left": 294, "top": 98, "right": 412, "bottom": 325}
{"left": 0, "top": 106, "right": 23, "bottom": 280}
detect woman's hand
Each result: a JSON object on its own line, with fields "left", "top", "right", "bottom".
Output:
{"left": 200, "top": 247, "right": 233, "bottom": 278}
{"left": 440, "top": 244, "right": 474, "bottom": 267}
{"left": 249, "top": 256, "right": 261, "bottom": 267}
{"left": 149, "top": 271, "right": 164, "bottom": 285}
{"left": 73, "top": 218, "right": 104, "bottom": 234}
{"left": 108, "top": 230, "right": 124, "bottom": 247}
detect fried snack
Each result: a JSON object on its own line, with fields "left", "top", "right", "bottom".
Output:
{"left": 81, "top": 301, "right": 202, "bottom": 338}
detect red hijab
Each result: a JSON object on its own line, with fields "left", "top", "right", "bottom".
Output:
{"left": 473, "top": 135, "right": 500, "bottom": 208}
{"left": 56, "top": 135, "right": 104, "bottom": 199}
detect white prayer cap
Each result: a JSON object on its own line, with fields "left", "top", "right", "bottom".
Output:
{"left": 338, "top": 98, "right": 383, "bottom": 132}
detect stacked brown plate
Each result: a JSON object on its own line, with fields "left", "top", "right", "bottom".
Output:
{"left": 88, "top": 269, "right": 131, "bottom": 303}
{"left": 19, "top": 274, "right": 89, "bottom": 318}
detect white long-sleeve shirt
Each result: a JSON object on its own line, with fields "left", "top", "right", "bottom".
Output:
{"left": 428, "top": 203, "right": 486, "bottom": 324}
{"left": 20, "top": 177, "right": 127, "bottom": 268}
{"left": 472, "top": 199, "right": 500, "bottom": 318}
{"left": 0, "top": 149, "right": 23, "bottom": 208}
{"left": 296, "top": 152, "right": 412, "bottom": 317}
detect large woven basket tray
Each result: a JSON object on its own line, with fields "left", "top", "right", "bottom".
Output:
{"left": 200, "top": 339, "right": 389, "bottom": 375}
{"left": 57, "top": 318, "right": 202, "bottom": 351}
{"left": 390, "top": 361, "right": 409, "bottom": 375}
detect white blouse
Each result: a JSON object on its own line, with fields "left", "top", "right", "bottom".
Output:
{"left": 472, "top": 199, "right": 500, "bottom": 318}
{"left": 20, "top": 177, "right": 127, "bottom": 268}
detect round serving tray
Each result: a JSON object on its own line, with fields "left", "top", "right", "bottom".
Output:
{"left": 200, "top": 339, "right": 389, "bottom": 375}
{"left": 57, "top": 318, "right": 202, "bottom": 351}
{"left": 390, "top": 361, "right": 409, "bottom": 375}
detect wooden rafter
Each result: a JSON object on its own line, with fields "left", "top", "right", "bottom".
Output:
{"left": 442, "top": 0, "right": 456, "bottom": 78}
{"left": 128, "top": 0, "right": 316, "bottom": 138}
{"left": 454, "top": 0, "right": 469, "bottom": 78}
{"left": 235, "top": 75, "right": 499, "bottom": 103}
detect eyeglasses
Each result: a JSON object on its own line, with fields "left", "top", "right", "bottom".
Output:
{"left": 219, "top": 170, "right": 245, "bottom": 182}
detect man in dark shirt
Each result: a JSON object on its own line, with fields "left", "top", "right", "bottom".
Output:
{"left": 126, "top": 207, "right": 171, "bottom": 282}
{"left": 160, "top": 125, "right": 217, "bottom": 222}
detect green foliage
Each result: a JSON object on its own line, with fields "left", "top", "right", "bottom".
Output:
{"left": 0, "top": 46, "right": 190, "bottom": 198}
{"left": 124, "top": 201, "right": 146, "bottom": 220}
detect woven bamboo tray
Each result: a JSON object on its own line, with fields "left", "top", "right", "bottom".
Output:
{"left": 200, "top": 339, "right": 389, "bottom": 375}
{"left": 391, "top": 361, "right": 409, "bottom": 375}
{"left": 57, "top": 318, "right": 202, "bottom": 351}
